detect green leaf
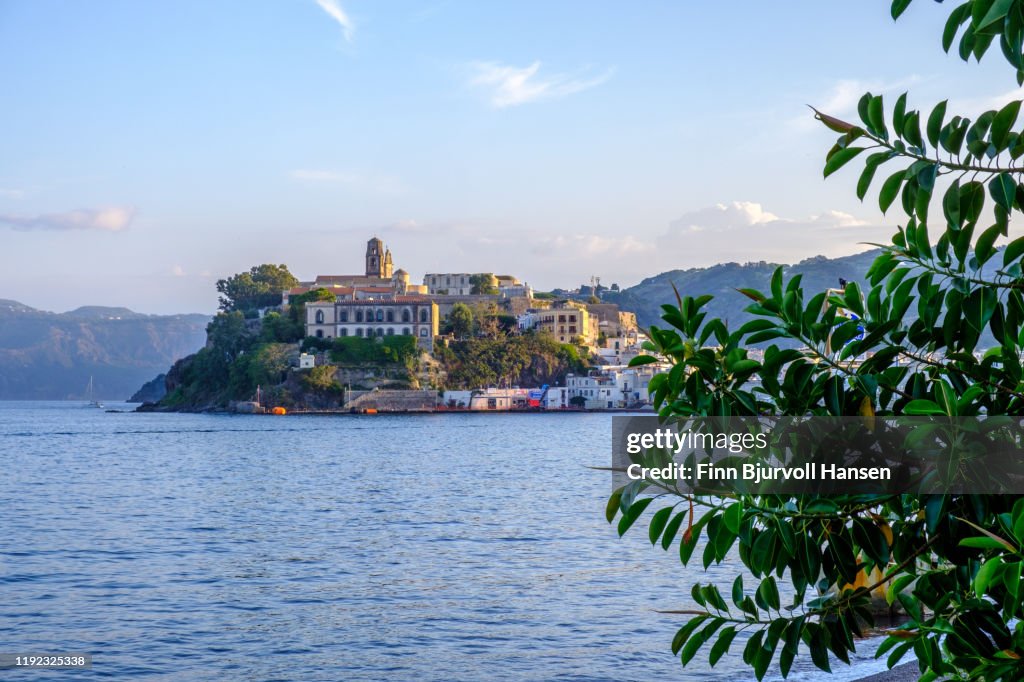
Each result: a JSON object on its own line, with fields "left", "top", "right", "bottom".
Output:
{"left": 979, "top": 0, "right": 1014, "bottom": 29}
{"left": 927, "top": 100, "right": 948, "bottom": 147}
{"left": 857, "top": 160, "right": 880, "bottom": 200}
{"left": 661, "top": 510, "right": 686, "bottom": 550}
{"left": 709, "top": 626, "right": 737, "bottom": 667}
{"left": 891, "top": 0, "right": 913, "bottom": 20}
{"left": 723, "top": 502, "right": 743, "bottom": 535}
{"left": 824, "top": 146, "right": 866, "bottom": 178}
{"left": 617, "top": 496, "right": 653, "bottom": 536}
{"left": 992, "top": 100, "right": 1022, "bottom": 148}
{"left": 903, "top": 399, "right": 945, "bottom": 415}
{"left": 868, "top": 95, "right": 886, "bottom": 137}
{"left": 605, "top": 488, "right": 622, "bottom": 523}
{"left": 648, "top": 506, "right": 672, "bottom": 545}
{"left": 975, "top": 556, "right": 1003, "bottom": 595}
{"left": 672, "top": 615, "right": 708, "bottom": 655}
{"left": 943, "top": 4, "right": 971, "bottom": 53}
{"left": 976, "top": 223, "right": 1003, "bottom": 265}
{"left": 1006, "top": 235, "right": 1024, "bottom": 266}
{"left": 960, "top": 536, "right": 1012, "bottom": 550}
{"left": 879, "top": 170, "right": 905, "bottom": 213}
{"left": 990, "top": 173, "right": 1016, "bottom": 212}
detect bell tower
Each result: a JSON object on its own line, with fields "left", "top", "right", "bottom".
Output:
{"left": 366, "top": 237, "right": 385, "bottom": 277}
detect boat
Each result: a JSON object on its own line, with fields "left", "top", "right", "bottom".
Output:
{"left": 85, "top": 376, "right": 104, "bottom": 409}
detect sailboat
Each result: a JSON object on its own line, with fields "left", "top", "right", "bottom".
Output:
{"left": 85, "top": 376, "right": 104, "bottom": 409}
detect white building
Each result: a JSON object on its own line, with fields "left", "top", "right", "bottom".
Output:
{"left": 298, "top": 353, "right": 315, "bottom": 369}
{"left": 423, "top": 273, "right": 479, "bottom": 296}
{"left": 306, "top": 296, "right": 439, "bottom": 350}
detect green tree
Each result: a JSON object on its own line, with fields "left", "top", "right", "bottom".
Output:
{"left": 216, "top": 264, "right": 299, "bottom": 312}
{"left": 287, "top": 287, "right": 337, "bottom": 338}
{"left": 449, "top": 302, "right": 474, "bottom": 339}
{"left": 469, "top": 273, "right": 499, "bottom": 295}
{"left": 607, "top": 3, "right": 1024, "bottom": 680}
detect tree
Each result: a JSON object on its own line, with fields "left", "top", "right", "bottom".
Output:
{"left": 469, "top": 273, "right": 499, "bottom": 295}
{"left": 607, "top": 3, "right": 1024, "bottom": 680}
{"left": 449, "top": 302, "right": 474, "bottom": 339}
{"left": 216, "top": 264, "right": 299, "bottom": 312}
{"left": 286, "top": 287, "right": 336, "bottom": 339}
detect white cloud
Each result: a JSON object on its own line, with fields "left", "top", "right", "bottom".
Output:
{"left": 314, "top": 0, "right": 354, "bottom": 43}
{"left": 795, "top": 75, "right": 923, "bottom": 130}
{"left": 0, "top": 206, "right": 135, "bottom": 232}
{"left": 467, "top": 61, "right": 613, "bottom": 108}
{"left": 172, "top": 265, "right": 186, "bottom": 277}
{"left": 657, "top": 201, "right": 887, "bottom": 266}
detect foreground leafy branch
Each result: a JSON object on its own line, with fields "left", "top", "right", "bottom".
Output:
{"left": 609, "top": 2, "right": 1024, "bottom": 679}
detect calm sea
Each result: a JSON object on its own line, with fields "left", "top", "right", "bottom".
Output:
{"left": 0, "top": 402, "right": 892, "bottom": 681}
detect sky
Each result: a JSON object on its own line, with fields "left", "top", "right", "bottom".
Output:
{"left": 1, "top": 0, "right": 1023, "bottom": 314}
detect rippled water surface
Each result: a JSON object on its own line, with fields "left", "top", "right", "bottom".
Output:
{"left": 0, "top": 402, "right": 892, "bottom": 681}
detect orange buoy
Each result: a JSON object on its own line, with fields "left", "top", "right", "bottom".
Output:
{"left": 364, "top": 408, "right": 378, "bottom": 414}
{"left": 271, "top": 406, "right": 287, "bottom": 415}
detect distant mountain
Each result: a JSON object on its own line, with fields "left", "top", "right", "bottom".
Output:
{"left": 604, "top": 249, "right": 999, "bottom": 348}
{"left": 604, "top": 250, "right": 881, "bottom": 332}
{"left": 0, "top": 301, "right": 209, "bottom": 400}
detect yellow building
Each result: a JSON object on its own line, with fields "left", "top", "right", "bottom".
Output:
{"left": 528, "top": 302, "right": 599, "bottom": 346}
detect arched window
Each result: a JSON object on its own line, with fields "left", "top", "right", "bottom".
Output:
{"left": 340, "top": 328, "right": 348, "bottom": 337}
{"left": 386, "top": 310, "right": 394, "bottom": 322}
{"left": 402, "top": 309, "right": 411, "bottom": 322}
{"left": 377, "top": 327, "right": 385, "bottom": 337}
{"left": 387, "top": 328, "right": 395, "bottom": 336}
{"left": 340, "top": 310, "right": 348, "bottom": 322}
{"left": 402, "top": 327, "right": 411, "bottom": 335}
{"left": 355, "top": 328, "right": 363, "bottom": 337}
{"left": 356, "top": 310, "right": 363, "bottom": 322}
{"left": 315, "top": 310, "right": 324, "bottom": 324}
{"left": 316, "top": 329, "right": 324, "bottom": 338}
{"left": 420, "top": 328, "right": 428, "bottom": 337}
{"left": 420, "top": 309, "right": 428, "bottom": 323}
{"left": 375, "top": 309, "right": 383, "bottom": 322}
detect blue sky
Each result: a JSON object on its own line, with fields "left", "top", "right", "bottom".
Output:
{"left": 1, "top": 0, "right": 1022, "bottom": 313}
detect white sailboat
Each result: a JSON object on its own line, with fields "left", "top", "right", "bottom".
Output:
{"left": 85, "top": 376, "right": 104, "bottom": 409}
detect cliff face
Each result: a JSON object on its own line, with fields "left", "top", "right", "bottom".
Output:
{"left": 0, "top": 300, "right": 209, "bottom": 400}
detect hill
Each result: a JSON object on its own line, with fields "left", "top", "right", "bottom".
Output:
{"left": 604, "top": 248, "right": 1000, "bottom": 348}
{"left": 604, "top": 250, "right": 881, "bottom": 331}
{"left": 0, "top": 301, "right": 209, "bottom": 400}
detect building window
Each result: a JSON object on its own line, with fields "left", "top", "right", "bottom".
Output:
{"left": 316, "top": 329, "right": 323, "bottom": 338}
{"left": 569, "top": 326, "right": 577, "bottom": 333}
{"left": 340, "top": 310, "right": 348, "bottom": 322}
{"left": 377, "top": 327, "right": 385, "bottom": 337}
{"left": 402, "top": 309, "right": 411, "bottom": 323}
{"left": 403, "top": 327, "right": 411, "bottom": 335}
{"left": 356, "top": 328, "right": 363, "bottom": 337}
{"left": 356, "top": 310, "right": 363, "bottom": 322}
{"left": 386, "top": 310, "right": 394, "bottom": 322}
{"left": 420, "top": 309, "right": 428, "bottom": 323}
{"left": 420, "top": 328, "right": 428, "bottom": 337}
{"left": 559, "top": 315, "right": 566, "bottom": 323}
{"left": 315, "top": 310, "right": 325, "bottom": 324}
{"left": 340, "top": 328, "right": 348, "bottom": 337}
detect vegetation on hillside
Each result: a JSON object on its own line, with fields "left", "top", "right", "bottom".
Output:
{"left": 434, "top": 331, "right": 586, "bottom": 389}
{"left": 607, "top": 2, "right": 1024, "bottom": 679}
{"left": 216, "top": 264, "right": 298, "bottom": 313}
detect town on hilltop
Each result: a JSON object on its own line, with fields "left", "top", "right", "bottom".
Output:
{"left": 216, "top": 236, "right": 666, "bottom": 413}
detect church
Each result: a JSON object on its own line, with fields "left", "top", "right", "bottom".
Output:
{"left": 283, "top": 237, "right": 427, "bottom": 305}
